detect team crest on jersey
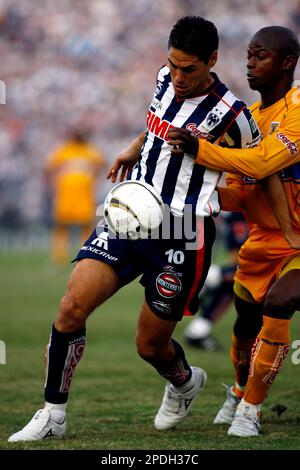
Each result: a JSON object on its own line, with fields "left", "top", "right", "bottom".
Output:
{"left": 186, "top": 123, "right": 213, "bottom": 141}
{"left": 205, "top": 112, "right": 221, "bottom": 128}
{"left": 156, "top": 272, "right": 182, "bottom": 298}
{"left": 155, "top": 81, "right": 163, "bottom": 95}
{"left": 269, "top": 122, "right": 280, "bottom": 134}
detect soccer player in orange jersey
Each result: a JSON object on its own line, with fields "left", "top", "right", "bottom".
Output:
{"left": 167, "top": 26, "right": 300, "bottom": 436}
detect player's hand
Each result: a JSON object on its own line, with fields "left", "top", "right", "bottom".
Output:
{"left": 167, "top": 128, "right": 199, "bottom": 158}
{"left": 107, "top": 154, "right": 138, "bottom": 183}
{"left": 107, "top": 133, "right": 145, "bottom": 183}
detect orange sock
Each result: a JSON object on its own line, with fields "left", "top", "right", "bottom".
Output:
{"left": 230, "top": 334, "right": 256, "bottom": 395}
{"left": 243, "top": 316, "right": 290, "bottom": 405}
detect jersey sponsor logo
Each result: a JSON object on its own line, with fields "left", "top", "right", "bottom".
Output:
{"left": 185, "top": 123, "right": 213, "bottom": 141}
{"left": 81, "top": 245, "right": 118, "bottom": 262}
{"left": 151, "top": 97, "right": 163, "bottom": 110}
{"left": 151, "top": 300, "right": 172, "bottom": 314}
{"left": 156, "top": 272, "right": 182, "bottom": 298}
{"left": 276, "top": 132, "right": 298, "bottom": 156}
{"left": 147, "top": 110, "right": 174, "bottom": 141}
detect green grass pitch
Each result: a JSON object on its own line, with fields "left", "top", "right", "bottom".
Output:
{"left": 0, "top": 251, "right": 300, "bottom": 450}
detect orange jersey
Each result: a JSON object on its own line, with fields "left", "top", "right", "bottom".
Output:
{"left": 197, "top": 87, "right": 300, "bottom": 231}
{"left": 196, "top": 87, "right": 300, "bottom": 302}
{"left": 46, "top": 141, "right": 105, "bottom": 224}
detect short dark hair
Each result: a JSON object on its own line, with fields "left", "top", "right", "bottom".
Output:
{"left": 168, "top": 16, "right": 219, "bottom": 63}
{"left": 254, "top": 26, "right": 300, "bottom": 58}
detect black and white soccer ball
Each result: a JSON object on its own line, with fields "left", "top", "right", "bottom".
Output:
{"left": 104, "top": 181, "right": 164, "bottom": 239}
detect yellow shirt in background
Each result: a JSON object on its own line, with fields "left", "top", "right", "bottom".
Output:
{"left": 46, "top": 141, "right": 105, "bottom": 224}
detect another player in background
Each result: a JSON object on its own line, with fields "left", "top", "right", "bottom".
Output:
{"left": 45, "top": 127, "right": 106, "bottom": 267}
{"left": 184, "top": 211, "right": 248, "bottom": 350}
{"left": 167, "top": 26, "right": 300, "bottom": 436}
{"left": 9, "top": 16, "right": 260, "bottom": 442}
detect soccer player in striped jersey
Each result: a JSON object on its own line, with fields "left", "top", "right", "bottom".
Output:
{"left": 167, "top": 26, "right": 300, "bottom": 437}
{"left": 8, "top": 16, "right": 259, "bottom": 442}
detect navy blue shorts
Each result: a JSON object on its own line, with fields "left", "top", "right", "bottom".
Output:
{"left": 75, "top": 216, "right": 216, "bottom": 321}
{"left": 223, "top": 213, "right": 248, "bottom": 250}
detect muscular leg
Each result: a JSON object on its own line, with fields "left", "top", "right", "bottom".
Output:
{"left": 243, "top": 268, "right": 300, "bottom": 405}
{"left": 263, "top": 269, "right": 300, "bottom": 319}
{"left": 8, "top": 258, "right": 121, "bottom": 441}
{"left": 56, "top": 258, "right": 119, "bottom": 332}
{"left": 213, "top": 291, "right": 263, "bottom": 427}
{"left": 226, "top": 264, "right": 300, "bottom": 436}
{"left": 136, "top": 301, "right": 206, "bottom": 430}
{"left": 45, "top": 259, "right": 119, "bottom": 404}
{"left": 136, "top": 301, "right": 192, "bottom": 386}
{"left": 231, "top": 294, "right": 263, "bottom": 394}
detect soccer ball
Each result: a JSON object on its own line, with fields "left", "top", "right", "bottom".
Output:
{"left": 104, "top": 180, "right": 164, "bottom": 239}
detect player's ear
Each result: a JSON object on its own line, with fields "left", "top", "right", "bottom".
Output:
{"left": 208, "top": 50, "right": 218, "bottom": 68}
{"left": 282, "top": 55, "right": 298, "bottom": 72}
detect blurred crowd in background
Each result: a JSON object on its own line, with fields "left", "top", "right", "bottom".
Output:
{"left": 0, "top": 0, "right": 300, "bottom": 242}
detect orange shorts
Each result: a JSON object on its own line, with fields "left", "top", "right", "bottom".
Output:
{"left": 234, "top": 227, "right": 300, "bottom": 304}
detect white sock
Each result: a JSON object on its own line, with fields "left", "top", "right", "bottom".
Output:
{"left": 45, "top": 401, "right": 67, "bottom": 423}
{"left": 235, "top": 382, "right": 245, "bottom": 393}
{"left": 240, "top": 398, "right": 262, "bottom": 411}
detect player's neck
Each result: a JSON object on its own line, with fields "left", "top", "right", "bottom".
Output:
{"left": 260, "top": 80, "right": 293, "bottom": 109}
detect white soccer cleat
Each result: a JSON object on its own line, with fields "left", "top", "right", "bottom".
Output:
{"left": 154, "top": 367, "right": 207, "bottom": 430}
{"left": 213, "top": 384, "right": 241, "bottom": 424}
{"left": 227, "top": 399, "right": 261, "bottom": 437}
{"left": 8, "top": 409, "right": 66, "bottom": 442}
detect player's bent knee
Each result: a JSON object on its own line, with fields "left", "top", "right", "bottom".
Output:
{"left": 263, "top": 289, "right": 295, "bottom": 319}
{"left": 57, "top": 292, "right": 90, "bottom": 331}
{"left": 136, "top": 339, "right": 163, "bottom": 363}
{"left": 233, "top": 310, "right": 263, "bottom": 339}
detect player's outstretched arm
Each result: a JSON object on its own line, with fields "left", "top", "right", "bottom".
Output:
{"left": 107, "top": 131, "right": 146, "bottom": 183}
{"left": 260, "top": 174, "right": 300, "bottom": 249}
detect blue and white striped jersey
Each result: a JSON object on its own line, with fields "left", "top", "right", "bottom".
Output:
{"left": 130, "top": 66, "right": 260, "bottom": 217}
